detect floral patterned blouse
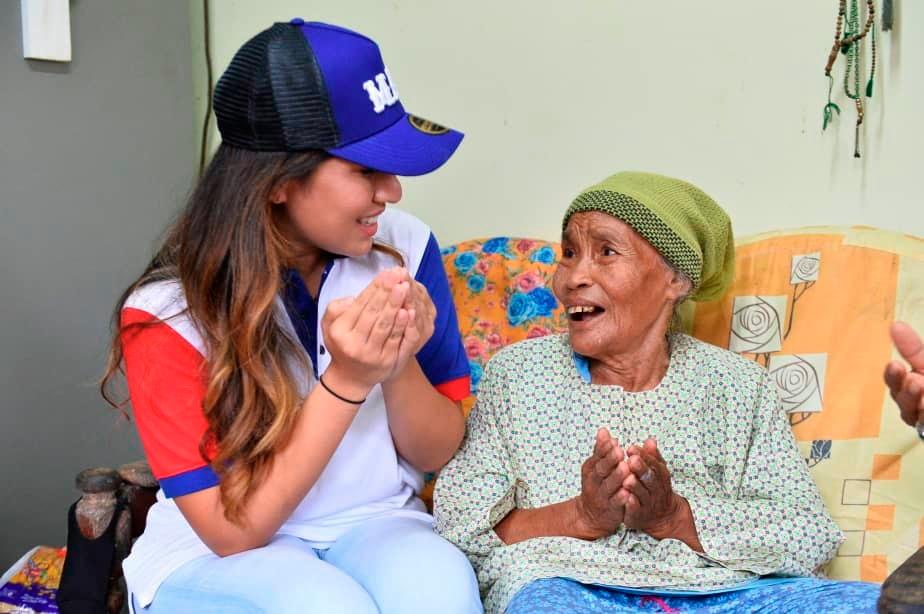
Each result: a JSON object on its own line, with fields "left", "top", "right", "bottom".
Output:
{"left": 434, "top": 332, "right": 844, "bottom": 614}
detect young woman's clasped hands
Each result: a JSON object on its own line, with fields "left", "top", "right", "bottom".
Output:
{"left": 321, "top": 268, "right": 430, "bottom": 400}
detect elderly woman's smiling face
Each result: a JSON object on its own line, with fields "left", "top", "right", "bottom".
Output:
{"left": 552, "top": 212, "right": 689, "bottom": 361}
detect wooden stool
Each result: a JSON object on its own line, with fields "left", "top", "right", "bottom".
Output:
{"left": 72, "top": 461, "right": 158, "bottom": 614}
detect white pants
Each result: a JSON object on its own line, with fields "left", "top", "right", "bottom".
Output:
{"left": 133, "top": 516, "right": 482, "bottom": 614}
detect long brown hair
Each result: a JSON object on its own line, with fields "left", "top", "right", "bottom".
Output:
{"left": 102, "top": 144, "right": 400, "bottom": 524}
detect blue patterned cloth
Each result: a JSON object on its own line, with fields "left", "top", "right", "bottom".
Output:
{"left": 506, "top": 577, "right": 880, "bottom": 613}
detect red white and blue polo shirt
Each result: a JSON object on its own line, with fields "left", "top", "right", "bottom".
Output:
{"left": 121, "top": 208, "right": 470, "bottom": 607}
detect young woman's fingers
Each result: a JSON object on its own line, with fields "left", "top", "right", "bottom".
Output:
{"left": 352, "top": 286, "right": 389, "bottom": 340}
{"left": 392, "top": 308, "right": 420, "bottom": 366}
{"left": 334, "top": 274, "right": 389, "bottom": 331}
{"left": 320, "top": 298, "right": 352, "bottom": 355}
{"left": 355, "top": 280, "right": 406, "bottom": 341}
{"left": 408, "top": 280, "right": 433, "bottom": 310}
{"left": 366, "top": 282, "right": 408, "bottom": 349}
{"left": 380, "top": 267, "right": 408, "bottom": 289}
{"left": 322, "top": 297, "right": 353, "bottom": 325}
{"left": 379, "top": 307, "right": 411, "bottom": 365}
{"left": 419, "top": 282, "right": 437, "bottom": 317}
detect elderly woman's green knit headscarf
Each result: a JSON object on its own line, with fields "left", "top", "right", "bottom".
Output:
{"left": 563, "top": 171, "right": 734, "bottom": 302}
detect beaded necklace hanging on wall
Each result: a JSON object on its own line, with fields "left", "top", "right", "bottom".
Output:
{"left": 822, "top": 0, "right": 877, "bottom": 158}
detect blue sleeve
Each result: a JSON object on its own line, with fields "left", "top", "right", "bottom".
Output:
{"left": 414, "top": 233, "right": 470, "bottom": 394}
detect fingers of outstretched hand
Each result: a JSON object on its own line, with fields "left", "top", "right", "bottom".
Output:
{"left": 892, "top": 322, "right": 924, "bottom": 373}
{"left": 903, "top": 371, "right": 924, "bottom": 403}
{"left": 885, "top": 360, "right": 907, "bottom": 395}
{"left": 896, "top": 371, "right": 924, "bottom": 426}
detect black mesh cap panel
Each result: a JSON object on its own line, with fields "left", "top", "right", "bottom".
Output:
{"left": 213, "top": 23, "right": 339, "bottom": 151}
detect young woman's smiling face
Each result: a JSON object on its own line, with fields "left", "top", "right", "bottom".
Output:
{"left": 275, "top": 157, "right": 403, "bottom": 258}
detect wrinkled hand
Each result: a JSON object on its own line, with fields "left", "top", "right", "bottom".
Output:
{"left": 574, "top": 428, "right": 631, "bottom": 539}
{"left": 884, "top": 322, "right": 924, "bottom": 431}
{"left": 321, "top": 268, "right": 412, "bottom": 394}
{"left": 617, "top": 439, "right": 685, "bottom": 536}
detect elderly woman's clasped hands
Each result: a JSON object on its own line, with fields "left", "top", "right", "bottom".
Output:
{"left": 576, "top": 428, "right": 700, "bottom": 548}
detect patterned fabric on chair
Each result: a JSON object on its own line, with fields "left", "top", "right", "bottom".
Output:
{"left": 691, "top": 226, "right": 924, "bottom": 584}
{"left": 440, "top": 237, "right": 568, "bottom": 413}
{"left": 420, "top": 238, "right": 568, "bottom": 506}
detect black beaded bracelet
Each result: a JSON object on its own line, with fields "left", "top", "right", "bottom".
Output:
{"left": 318, "top": 374, "right": 366, "bottom": 405}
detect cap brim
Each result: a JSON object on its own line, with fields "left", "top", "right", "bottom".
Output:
{"left": 326, "top": 114, "right": 463, "bottom": 177}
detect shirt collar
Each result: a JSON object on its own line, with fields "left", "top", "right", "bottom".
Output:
{"left": 572, "top": 351, "right": 592, "bottom": 383}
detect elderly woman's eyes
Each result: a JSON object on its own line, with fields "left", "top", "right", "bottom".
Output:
{"left": 602, "top": 246, "right": 619, "bottom": 256}
{"left": 562, "top": 247, "right": 576, "bottom": 258}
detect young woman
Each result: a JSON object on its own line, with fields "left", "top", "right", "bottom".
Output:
{"left": 102, "top": 19, "right": 481, "bottom": 613}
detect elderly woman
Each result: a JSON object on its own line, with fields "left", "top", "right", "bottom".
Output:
{"left": 434, "top": 172, "right": 882, "bottom": 613}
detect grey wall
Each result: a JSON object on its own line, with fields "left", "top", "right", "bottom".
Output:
{"left": 0, "top": 1, "right": 195, "bottom": 566}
